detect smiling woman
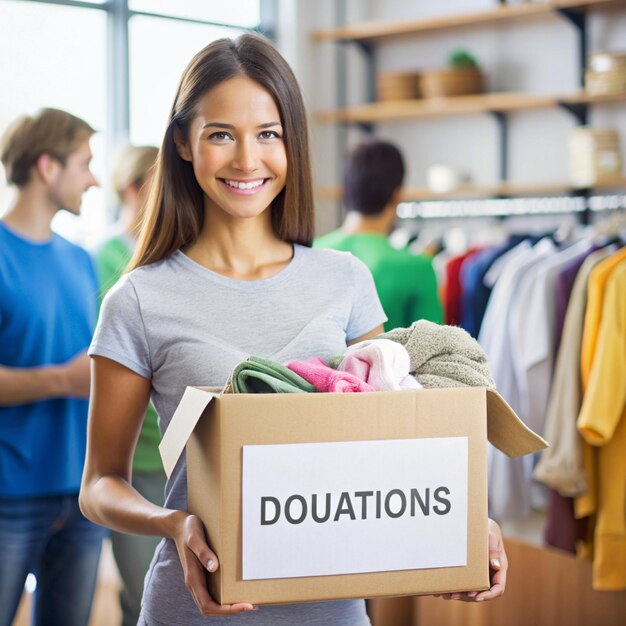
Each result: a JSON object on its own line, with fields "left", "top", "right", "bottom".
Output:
{"left": 174, "top": 77, "right": 288, "bottom": 227}
{"left": 79, "top": 33, "right": 389, "bottom": 626}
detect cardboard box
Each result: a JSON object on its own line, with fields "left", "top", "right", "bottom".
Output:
{"left": 160, "top": 387, "right": 546, "bottom": 605}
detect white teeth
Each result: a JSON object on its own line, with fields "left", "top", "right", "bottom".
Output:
{"left": 224, "top": 179, "right": 264, "bottom": 190}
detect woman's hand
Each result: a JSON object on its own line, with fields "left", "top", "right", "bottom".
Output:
{"left": 171, "top": 511, "right": 257, "bottom": 616}
{"left": 435, "top": 518, "right": 508, "bottom": 602}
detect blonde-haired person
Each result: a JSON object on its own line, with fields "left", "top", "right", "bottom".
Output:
{"left": 98, "top": 145, "right": 159, "bottom": 295}
{"left": 0, "top": 108, "right": 105, "bottom": 626}
{"left": 95, "top": 145, "right": 165, "bottom": 626}
{"left": 80, "top": 35, "right": 508, "bottom": 626}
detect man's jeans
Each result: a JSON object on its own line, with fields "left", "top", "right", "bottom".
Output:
{"left": 0, "top": 494, "right": 106, "bottom": 626}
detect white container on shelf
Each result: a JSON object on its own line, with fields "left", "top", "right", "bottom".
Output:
{"left": 568, "top": 127, "right": 623, "bottom": 188}
{"left": 585, "top": 51, "right": 626, "bottom": 96}
{"left": 426, "top": 164, "right": 462, "bottom": 193}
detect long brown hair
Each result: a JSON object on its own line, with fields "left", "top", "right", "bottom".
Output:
{"left": 129, "top": 34, "right": 314, "bottom": 271}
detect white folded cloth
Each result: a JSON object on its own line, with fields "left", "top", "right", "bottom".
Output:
{"left": 337, "top": 338, "right": 422, "bottom": 391}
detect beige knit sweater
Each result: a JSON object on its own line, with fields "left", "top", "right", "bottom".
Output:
{"left": 380, "top": 320, "right": 495, "bottom": 389}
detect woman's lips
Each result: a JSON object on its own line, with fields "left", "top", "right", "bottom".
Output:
{"left": 220, "top": 178, "right": 269, "bottom": 195}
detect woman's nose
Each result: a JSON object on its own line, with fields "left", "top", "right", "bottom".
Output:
{"left": 232, "top": 139, "right": 258, "bottom": 173}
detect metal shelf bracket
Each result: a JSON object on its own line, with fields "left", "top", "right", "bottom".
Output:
{"left": 558, "top": 102, "right": 589, "bottom": 124}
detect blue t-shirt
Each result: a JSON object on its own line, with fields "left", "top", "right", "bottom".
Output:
{"left": 0, "top": 221, "right": 98, "bottom": 497}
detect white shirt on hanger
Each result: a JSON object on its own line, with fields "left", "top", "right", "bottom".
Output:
{"left": 510, "top": 237, "right": 594, "bottom": 434}
{"left": 479, "top": 237, "right": 556, "bottom": 520}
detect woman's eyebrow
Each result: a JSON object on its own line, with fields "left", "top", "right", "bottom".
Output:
{"left": 202, "top": 122, "right": 234, "bottom": 129}
{"left": 201, "top": 121, "right": 282, "bottom": 130}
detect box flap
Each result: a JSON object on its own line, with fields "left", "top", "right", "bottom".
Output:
{"left": 486, "top": 389, "right": 548, "bottom": 457}
{"left": 159, "top": 386, "right": 217, "bottom": 478}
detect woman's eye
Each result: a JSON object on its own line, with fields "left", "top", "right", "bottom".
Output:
{"left": 259, "top": 130, "right": 281, "bottom": 140}
{"left": 209, "top": 131, "right": 232, "bottom": 141}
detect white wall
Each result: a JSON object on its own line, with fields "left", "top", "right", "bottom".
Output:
{"left": 285, "top": 0, "right": 626, "bottom": 235}
{"left": 276, "top": 0, "right": 372, "bottom": 235}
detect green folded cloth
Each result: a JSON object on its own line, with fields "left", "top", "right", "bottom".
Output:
{"left": 225, "top": 356, "right": 317, "bottom": 394}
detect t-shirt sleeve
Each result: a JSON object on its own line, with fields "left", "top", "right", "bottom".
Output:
{"left": 89, "top": 275, "right": 152, "bottom": 379}
{"left": 409, "top": 256, "right": 443, "bottom": 325}
{"left": 346, "top": 255, "right": 387, "bottom": 341}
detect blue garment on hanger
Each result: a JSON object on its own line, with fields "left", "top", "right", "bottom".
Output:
{"left": 460, "top": 234, "right": 526, "bottom": 337}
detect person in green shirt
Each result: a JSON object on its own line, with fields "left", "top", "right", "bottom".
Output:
{"left": 96, "top": 145, "right": 165, "bottom": 626}
{"left": 314, "top": 139, "right": 442, "bottom": 330}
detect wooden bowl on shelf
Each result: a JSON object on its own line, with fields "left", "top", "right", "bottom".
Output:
{"left": 376, "top": 70, "right": 420, "bottom": 101}
{"left": 420, "top": 67, "right": 484, "bottom": 98}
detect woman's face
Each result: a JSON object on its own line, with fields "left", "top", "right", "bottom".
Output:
{"left": 179, "top": 75, "right": 287, "bottom": 223}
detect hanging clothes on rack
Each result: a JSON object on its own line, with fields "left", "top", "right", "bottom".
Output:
{"left": 397, "top": 205, "right": 626, "bottom": 576}
{"left": 460, "top": 234, "right": 527, "bottom": 338}
{"left": 575, "top": 247, "right": 626, "bottom": 533}
{"left": 553, "top": 244, "right": 602, "bottom": 355}
{"left": 534, "top": 245, "right": 617, "bottom": 554}
{"left": 479, "top": 237, "right": 557, "bottom": 519}
{"left": 509, "top": 237, "right": 594, "bottom": 435}
{"left": 443, "top": 246, "right": 483, "bottom": 326}
{"left": 534, "top": 246, "right": 617, "bottom": 497}
{"left": 576, "top": 251, "right": 626, "bottom": 590}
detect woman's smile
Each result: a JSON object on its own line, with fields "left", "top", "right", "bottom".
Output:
{"left": 219, "top": 177, "right": 271, "bottom": 195}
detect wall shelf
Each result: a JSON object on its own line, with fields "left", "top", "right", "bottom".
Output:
{"left": 312, "top": 0, "right": 626, "bottom": 43}
{"left": 316, "top": 178, "right": 626, "bottom": 203}
{"left": 314, "top": 1, "right": 626, "bottom": 222}
{"left": 317, "top": 91, "right": 626, "bottom": 124}
{"left": 561, "top": 91, "right": 626, "bottom": 105}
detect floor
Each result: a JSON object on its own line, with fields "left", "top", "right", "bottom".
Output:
{"left": 11, "top": 539, "right": 122, "bottom": 626}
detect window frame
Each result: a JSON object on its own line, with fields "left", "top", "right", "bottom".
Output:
{"left": 20, "top": 0, "right": 274, "bottom": 158}
{"left": 6, "top": 0, "right": 273, "bottom": 232}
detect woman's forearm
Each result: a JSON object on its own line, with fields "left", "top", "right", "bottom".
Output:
{"left": 80, "top": 472, "right": 184, "bottom": 538}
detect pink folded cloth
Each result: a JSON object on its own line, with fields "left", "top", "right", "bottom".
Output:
{"left": 285, "top": 357, "right": 376, "bottom": 393}
{"left": 338, "top": 339, "right": 422, "bottom": 391}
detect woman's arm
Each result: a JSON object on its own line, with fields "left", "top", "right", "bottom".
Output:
{"left": 79, "top": 355, "right": 256, "bottom": 616}
{"left": 347, "top": 324, "right": 385, "bottom": 346}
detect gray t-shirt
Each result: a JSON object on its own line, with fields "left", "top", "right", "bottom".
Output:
{"left": 90, "top": 244, "right": 386, "bottom": 626}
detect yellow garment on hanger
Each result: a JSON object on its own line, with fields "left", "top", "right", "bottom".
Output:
{"left": 580, "top": 246, "right": 626, "bottom": 388}
{"left": 576, "top": 247, "right": 626, "bottom": 525}
{"left": 576, "top": 257, "right": 626, "bottom": 590}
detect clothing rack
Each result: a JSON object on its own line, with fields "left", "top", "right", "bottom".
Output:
{"left": 397, "top": 193, "right": 626, "bottom": 221}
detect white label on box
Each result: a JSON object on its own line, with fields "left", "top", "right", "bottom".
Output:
{"left": 242, "top": 437, "right": 468, "bottom": 580}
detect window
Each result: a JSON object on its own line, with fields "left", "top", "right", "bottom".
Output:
{"left": 129, "top": 17, "right": 246, "bottom": 146}
{"left": 0, "top": 0, "right": 265, "bottom": 245}
{"left": 0, "top": 0, "right": 107, "bottom": 244}
{"left": 129, "top": 0, "right": 260, "bottom": 27}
